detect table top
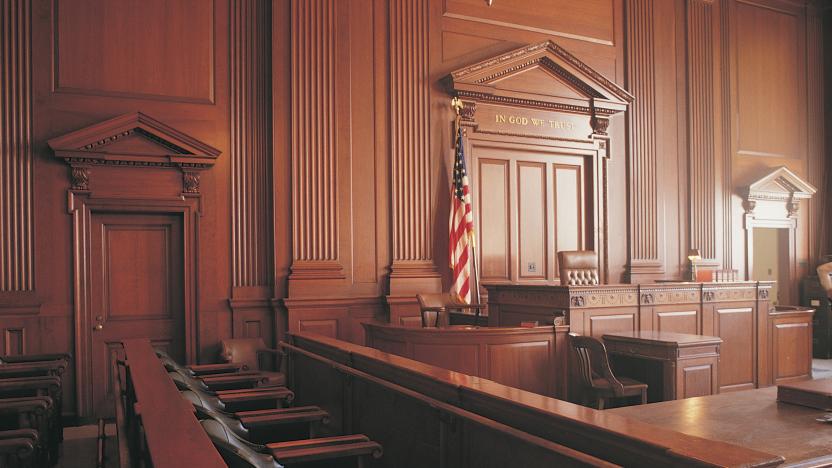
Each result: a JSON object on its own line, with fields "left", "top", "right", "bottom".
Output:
{"left": 602, "top": 330, "right": 722, "bottom": 347}
{"left": 609, "top": 386, "right": 832, "bottom": 466}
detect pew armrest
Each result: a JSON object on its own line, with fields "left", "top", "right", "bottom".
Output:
{"left": 0, "top": 361, "right": 67, "bottom": 377}
{"left": 1, "top": 354, "right": 70, "bottom": 364}
{"left": 0, "top": 377, "right": 62, "bottom": 396}
{"left": 188, "top": 363, "right": 244, "bottom": 376}
{"left": 237, "top": 406, "right": 330, "bottom": 428}
{"left": 268, "top": 434, "right": 383, "bottom": 465}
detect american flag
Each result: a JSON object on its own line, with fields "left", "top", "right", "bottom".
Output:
{"left": 449, "top": 126, "right": 475, "bottom": 303}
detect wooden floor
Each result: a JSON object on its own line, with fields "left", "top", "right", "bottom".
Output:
{"left": 56, "top": 424, "right": 116, "bottom": 468}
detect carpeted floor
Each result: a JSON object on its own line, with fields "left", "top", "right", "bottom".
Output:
{"left": 56, "top": 423, "right": 117, "bottom": 468}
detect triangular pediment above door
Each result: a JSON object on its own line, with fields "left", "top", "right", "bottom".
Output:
{"left": 445, "top": 40, "right": 633, "bottom": 115}
{"left": 746, "top": 166, "right": 817, "bottom": 202}
{"left": 48, "top": 112, "right": 220, "bottom": 166}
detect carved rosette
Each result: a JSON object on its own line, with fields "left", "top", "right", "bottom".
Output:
{"left": 183, "top": 171, "right": 201, "bottom": 194}
{"left": 759, "top": 289, "right": 770, "bottom": 300}
{"left": 70, "top": 166, "right": 90, "bottom": 191}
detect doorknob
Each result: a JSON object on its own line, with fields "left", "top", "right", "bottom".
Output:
{"left": 93, "top": 324, "right": 103, "bottom": 331}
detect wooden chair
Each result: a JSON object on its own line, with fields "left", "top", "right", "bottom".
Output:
{"left": 557, "top": 250, "right": 600, "bottom": 286}
{"left": 182, "top": 389, "right": 330, "bottom": 444}
{"left": 568, "top": 333, "right": 647, "bottom": 409}
{"left": 169, "top": 371, "right": 294, "bottom": 413}
{"left": 220, "top": 338, "right": 286, "bottom": 387}
{"left": 416, "top": 293, "right": 486, "bottom": 327}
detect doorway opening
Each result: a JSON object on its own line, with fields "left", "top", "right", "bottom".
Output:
{"left": 751, "top": 227, "right": 789, "bottom": 305}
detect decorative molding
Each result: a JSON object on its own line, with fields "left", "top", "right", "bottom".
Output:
{"left": 687, "top": 0, "right": 718, "bottom": 262}
{"left": 48, "top": 112, "right": 221, "bottom": 165}
{"left": 290, "top": 0, "right": 343, "bottom": 279}
{"left": 625, "top": 0, "right": 662, "bottom": 276}
{"left": 446, "top": 40, "right": 632, "bottom": 117}
{"left": 389, "top": 0, "right": 440, "bottom": 288}
{"left": 744, "top": 166, "right": 816, "bottom": 203}
{"left": 231, "top": 0, "right": 274, "bottom": 290}
{"left": 0, "top": 0, "right": 34, "bottom": 292}
{"left": 49, "top": 113, "right": 219, "bottom": 198}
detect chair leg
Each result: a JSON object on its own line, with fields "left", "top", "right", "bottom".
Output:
{"left": 597, "top": 397, "right": 605, "bottom": 410}
{"left": 640, "top": 388, "right": 647, "bottom": 405}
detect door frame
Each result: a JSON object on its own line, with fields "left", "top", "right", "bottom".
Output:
{"left": 68, "top": 192, "right": 200, "bottom": 417}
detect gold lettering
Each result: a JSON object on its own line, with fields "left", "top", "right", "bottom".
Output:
{"left": 496, "top": 114, "right": 506, "bottom": 123}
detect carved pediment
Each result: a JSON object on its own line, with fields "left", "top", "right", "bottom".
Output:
{"left": 745, "top": 166, "right": 816, "bottom": 202}
{"left": 48, "top": 112, "right": 220, "bottom": 167}
{"left": 445, "top": 40, "right": 633, "bottom": 116}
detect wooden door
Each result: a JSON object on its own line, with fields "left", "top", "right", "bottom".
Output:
{"left": 89, "top": 213, "right": 185, "bottom": 417}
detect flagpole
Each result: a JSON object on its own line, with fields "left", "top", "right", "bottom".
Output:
{"left": 451, "top": 98, "right": 482, "bottom": 310}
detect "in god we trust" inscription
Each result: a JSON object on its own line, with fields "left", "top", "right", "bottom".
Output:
{"left": 495, "top": 113, "right": 575, "bottom": 130}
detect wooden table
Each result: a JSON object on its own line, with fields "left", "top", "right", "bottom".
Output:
{"left": 610, "top": 387, "right": 832, "bottom": 466}
{"left": 602, "top": 331, "right": 722, "bottom": 402}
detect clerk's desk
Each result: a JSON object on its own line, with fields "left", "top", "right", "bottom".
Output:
{"left": 484, "top": 281, "right": 813, "bottom": 392}
{"left": 363, "top": 322, "right": 568, "bottom": 398}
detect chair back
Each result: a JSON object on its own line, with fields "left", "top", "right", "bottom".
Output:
{"left": 200, "top": 417, "right": 281, "bottom": 468}
{"left": 221, "top": 338, "right": 267, "bottom": 371}
{"left": 568, "top": 333, "right": 625, "bottom": 396}
{"left": 818, "top": 262, "right": 832, "bottom": 294}
{"left": 181, "top": 390, "right": 250, "bottom": 440}
{"left": 558, "top": 251, "right": 599, "bottom": 286}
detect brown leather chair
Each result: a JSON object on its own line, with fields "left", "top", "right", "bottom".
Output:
{"left": 558, "top": 251, "right": 600, "bottom": 286}
{"left": 416, "top": 293, "right": 485, "bottom": 327}
{"left": 818, "top": 262, "right": 832, "bottom": 294}
{"left": 220, "top": 338, "right": 286, "bottom": 387}
{"left": 568, "top": 333, "right": 647, "bottom": 409}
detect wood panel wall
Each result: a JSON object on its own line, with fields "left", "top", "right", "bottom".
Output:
{"left": 0, "top": 0, "right": 828, "bottom": 417}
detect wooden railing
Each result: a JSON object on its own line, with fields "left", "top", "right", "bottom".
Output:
{"left": 115, "top": 339, "right": 225, "bottom": 468}
{"left": 282, "top": 340, "right": 618, "bottom": 467}
{"left": 286, "top": 332, "right": 784, "bottom": 468}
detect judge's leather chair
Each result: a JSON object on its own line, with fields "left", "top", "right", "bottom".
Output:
{"left": 568, "top": 333, "right": 647, "bottom": 409}
{"left": 818, "top": 262, "right": 832, "bottom": 294}
{"left": 558, "top": 250, "right": 599, "bottom": 286}
{"left": 416, "top": 293, "right": 486, "bottom": 327}
{"left": 220, "top": 338, "right": 286, "bottom": 387}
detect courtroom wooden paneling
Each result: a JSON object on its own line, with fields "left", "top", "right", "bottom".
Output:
{"left": 0, "top": 0, "right": 828, "bottom": 421}
{"left": 229, "top": 0, "right": 275, "bottom": 346}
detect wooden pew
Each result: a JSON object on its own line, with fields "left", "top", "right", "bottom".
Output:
{"left": 287, "top": 332, "right": 785, "bottom": 468}
{"left": 283, "top": 340, "right": 621, "bottom": 467}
